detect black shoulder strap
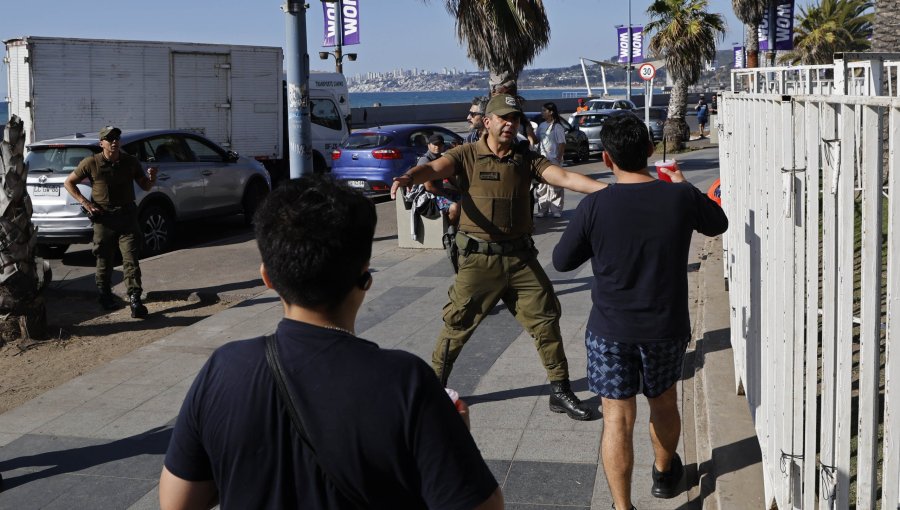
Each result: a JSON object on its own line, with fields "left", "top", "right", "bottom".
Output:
{"left": 264, "top": 334, "right": 367, "bottom": 508}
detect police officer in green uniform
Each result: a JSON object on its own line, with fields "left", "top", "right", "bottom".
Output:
{"left": 64, "top": 126, "right": 158, "bottom": 318}
{"left": 390, "top": 95, "right": 608, "bottom": 420}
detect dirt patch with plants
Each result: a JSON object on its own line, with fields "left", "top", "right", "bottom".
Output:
{"left": 0, "top": 291, "right": 234, "bottom": 414}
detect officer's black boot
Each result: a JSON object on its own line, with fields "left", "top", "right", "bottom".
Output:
{"left": 549, "top": 379, "right": 591, "bottom": 421}
{"left": 129, "top": 292, "right": 148, "bottom": 318}
{"left": 98, "top": 289, "right": 117, "bottom": 311}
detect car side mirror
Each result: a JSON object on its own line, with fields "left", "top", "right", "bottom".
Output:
{"left": 226, "top": 150, "right": 239, "bottom": 162}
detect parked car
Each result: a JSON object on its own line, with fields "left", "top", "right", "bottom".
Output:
{"left": 330, "top": 124, "right": 464, "bottom": 196}
{"left": 569, "top": 109, "right": 636, "bottom": 154}
{"left": 646, "top": 106, "right": 668, "bottom": 142}
{"left": 524, "top": 112, "right": 591, "bottom": 163}
{"left": 25, "top": 129, "right": 272, "bottom": 256}
{"left": 587, "top": 98, "right": 636, "bottom": 111}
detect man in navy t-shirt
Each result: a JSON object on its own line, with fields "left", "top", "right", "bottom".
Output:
{"left": 159, "top": 176, "right": 502, "bottom": 510}
{"left": 552, "top": 113, "right": 727, "bottom": 510}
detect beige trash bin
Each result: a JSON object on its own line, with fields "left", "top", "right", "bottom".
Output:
{"left": 395, "top": 194, "right": 447, "bottom": 249}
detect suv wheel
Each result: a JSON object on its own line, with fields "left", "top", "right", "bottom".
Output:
{"left": 140, "top": 204, "right": 174, "bottom": 256}
{"left": 242, "top": 180, "right": 269, "bottom": 225}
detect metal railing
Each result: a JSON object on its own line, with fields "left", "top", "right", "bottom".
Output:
{"left": 720, "top": 55, "right": 900, "bottom": 509}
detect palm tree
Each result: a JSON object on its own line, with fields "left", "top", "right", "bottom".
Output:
{"left": 871, "top": 0, "right": 900, "bottom": 53}
{"left": 779, "top": 0, "right": 873, "bottom": 65}
{"left": 646, "top": 0, "right": 726, "bottom": 148}
{"left": 440, "top": 0, "right": 550, "bottom": 95}
{"left": 0, "top": 115, "right": 50, "bottom": 345}
{"left": 732, "top": 0, "right": 768, "bottom": 68}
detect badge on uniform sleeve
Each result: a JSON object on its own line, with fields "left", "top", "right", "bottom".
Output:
{"left": 479, "top": 172, "right": 500, "bottom": 181}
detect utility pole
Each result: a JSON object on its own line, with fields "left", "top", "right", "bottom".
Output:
{"left": 283, "top": 0, "right": 313, "bottom": 178}
{"left": 766, "top": 0, "right": 777, "bottom": 66}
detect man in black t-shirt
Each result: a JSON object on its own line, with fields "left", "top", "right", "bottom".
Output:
{"left": 552, "top": 114, "right": 727, "bottom": 510}
{"left": 160, "top": 176, "right": 502, "bottom": 509}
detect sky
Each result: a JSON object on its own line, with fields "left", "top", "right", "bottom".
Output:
{"left": 1, "top": 0, "right": 745, "bottom": 99}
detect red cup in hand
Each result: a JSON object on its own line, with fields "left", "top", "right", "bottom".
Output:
{"left": 655, "top": 159, "right": 676, "bottom": 182}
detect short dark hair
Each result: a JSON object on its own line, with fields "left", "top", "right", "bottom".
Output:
{"left": 254, "top": 176, "right": 376, "bottom": 308}
{"left": 599, "top": 112, "right": 651, "bottom": 172}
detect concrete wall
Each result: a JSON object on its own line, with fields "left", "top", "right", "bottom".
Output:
{"left": 349, "top": 91, "right": 718, "bottom": 129}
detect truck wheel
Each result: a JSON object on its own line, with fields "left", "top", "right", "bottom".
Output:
{"left": 139, "top": 204, "right": 174, "bottom": 256}
{"left": 242, "top": 180, "right": 269, "bottom": 225}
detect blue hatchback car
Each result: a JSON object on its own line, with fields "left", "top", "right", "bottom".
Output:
{"left": 331, "top": 124, "right": 463, "bottom": 196}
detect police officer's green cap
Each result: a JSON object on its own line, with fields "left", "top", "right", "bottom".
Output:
{"left": 99, "top": 126, "right": 121, "bottom": 140}
{"left": 485, "top": 94, "right": 522, "bottom": 117}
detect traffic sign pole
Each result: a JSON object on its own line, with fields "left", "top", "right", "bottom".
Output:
{"left": 638, "top": 63, "right": 656, "bottom": 141}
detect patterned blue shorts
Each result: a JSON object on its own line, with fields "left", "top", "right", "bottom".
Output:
{"left": 585, "top": 330, "right": 690, "bottom": 400}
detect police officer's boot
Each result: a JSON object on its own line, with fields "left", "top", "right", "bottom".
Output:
{"left": 129, "top": 292, "right": 148, "bottom": 318}
{"left": 549, "top": 380, "right": 592, "bottom": 421}
{"left": 98, "top": 288, "right": 117, "bottom": 311}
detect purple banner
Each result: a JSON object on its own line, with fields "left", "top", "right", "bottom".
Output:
{"left": 323, "top": 0, "right": 360, "bottom": 47}
{"left": 758, "top": 0, "right": 794, "bottom": 51}
{"left": 733, "top": 46, "right": 745, "bottom": 68}
{"left": 616, "top": 25, "right": 643, "bottom": 64}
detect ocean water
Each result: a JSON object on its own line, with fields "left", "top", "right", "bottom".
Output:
{"left": 0, "top": 102, "right": 7, "bottom": 122}
{"left": 350, "top": 88, "right": 632, "bottom": 107}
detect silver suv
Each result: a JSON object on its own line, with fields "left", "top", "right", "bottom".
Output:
{"left": 25, "top": 129, "right": 271, "bottom": 256}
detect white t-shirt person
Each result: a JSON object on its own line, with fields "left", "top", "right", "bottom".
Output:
{"left": 538, "top": 121, "right": 567, "bottom": 164}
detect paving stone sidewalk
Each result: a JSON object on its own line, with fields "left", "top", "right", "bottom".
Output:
{"left": 0, "top": 150, "right": 762, "bottom": 509}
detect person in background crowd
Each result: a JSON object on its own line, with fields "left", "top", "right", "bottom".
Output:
{"left": 465, "top": 96, "right": 489, "bottom": 143}
{"left": 576, "top": 98, "right": 589, "bottom": 112}
{"left": 553, "top": 113, "right": 728, "bottom": 510}
{"left": 421, "top": 134, "right": 461, "bottom": 227}
{"left": 160, "top": 176, "right": 503, "bottom": 510}
{"left": 534, "top": 102, "right": 567, "bottom": 218}
{"left": 64, "top": 126, "right": 157, "bottom": 318}
{"left": 391, "top": 94, "right": 609, "bottom": 422}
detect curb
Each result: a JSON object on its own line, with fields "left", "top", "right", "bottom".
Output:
{"left": 695, "top": 236, "right": 766, "bottom": 509}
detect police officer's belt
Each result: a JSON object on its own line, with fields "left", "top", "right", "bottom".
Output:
{"left": 456, "top": 232, "right": 534, "bottom": 255}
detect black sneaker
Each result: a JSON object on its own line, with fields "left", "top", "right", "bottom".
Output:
{"left": 651, "top": 453, "right": 684, "bottom": 498}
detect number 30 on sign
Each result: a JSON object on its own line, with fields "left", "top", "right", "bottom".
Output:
{"left": 638, "top": 63, "right": 656, "bottom": 81}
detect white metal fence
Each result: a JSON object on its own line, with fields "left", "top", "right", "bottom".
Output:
{"left": 720, "top": 55, "right": 900, "bottom": 509}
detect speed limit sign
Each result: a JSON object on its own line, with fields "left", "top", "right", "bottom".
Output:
{"left": 638, "top": 63, "right": 656, "bottom": 81}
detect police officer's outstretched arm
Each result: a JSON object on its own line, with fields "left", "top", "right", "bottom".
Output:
{"left": 540, "top": 164, "right": 607, "bottom": 194}
{"left": 390, "top": 157, "right": 456, "bottom": 199}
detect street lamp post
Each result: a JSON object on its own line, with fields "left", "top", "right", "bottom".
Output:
{"left": 626, "top": 0, "right": 632, "bottom": 102}
{"left": 283, "top": 0, "right": 313, "bottom": 178}
{"left": 320, "top": 0, "right": 357, "bottom": 74}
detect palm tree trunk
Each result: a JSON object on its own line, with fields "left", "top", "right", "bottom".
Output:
{"left": 0, "top": 116, "right": 50, "bottom": 345}
{"left": 664, "top": 79, "right": 690, "bottom": 149}
{"left": 746, "top": 21, "right": 760, "bottom": 68}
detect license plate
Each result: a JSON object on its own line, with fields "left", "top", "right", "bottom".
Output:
{"left": 32, "top": 184, "right": 60, "bottom": 197}
{"left": 346, "top": 180, "right": 366, "bottom": 189}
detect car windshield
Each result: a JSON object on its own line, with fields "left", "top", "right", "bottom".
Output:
{"left": 344, "top": 133, "right": 391, "bottom": 149}
{"left": 576, "top": 114, "right": 609, "bottom": 127}
{"left": 25, "top": 146, "right": 96, "bottom": 174}
{"left": 648, "top": 109, "right": 667, "bottom": 120}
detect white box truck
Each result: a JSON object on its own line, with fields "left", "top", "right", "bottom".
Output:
{"left": 4, "top": 36, "right": 350, "bottom": 181}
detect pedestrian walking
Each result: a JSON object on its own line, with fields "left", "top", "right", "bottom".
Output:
{"left": 534, "top": 102, "right": 567, "bottom": 218}
{"left": 695, "top": 95, "right": 709, "bottom": 138}
{"left": 64, "top": 126, "right": 157, "bottom": 318}
{"left": 390, "top": 94, "right": 609, "bottom": 421}
{"left": 552, "top": 113, "right": 728, "bottom": 509}
{"left": 160, "top": 176, "right": 503, "bottom": 510}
